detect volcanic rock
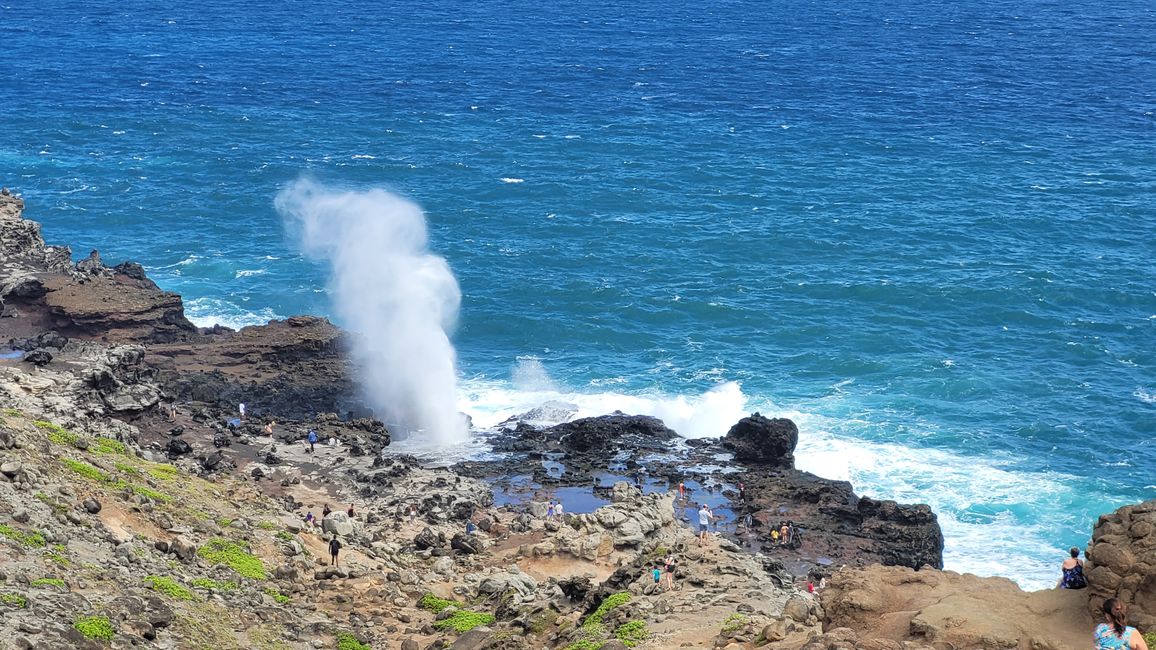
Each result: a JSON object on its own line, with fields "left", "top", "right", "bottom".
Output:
{"left": 723, "top": 413, "right": 798, "bottom": 468}
{"left": 1085, "top": 498, "right": 1156, "bottom": 630}
{"left": 550, "top": 413, "right": 677, "bottom": 453}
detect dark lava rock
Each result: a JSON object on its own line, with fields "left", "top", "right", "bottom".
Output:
{"left": 22, "top": 349, "right": 52, "bottom": 366}
{"left": 451, "top": 532, "right": 483, "bottom": 555}
{"left": 558, "top": 575, "right": 592, "bottom": 602}
{"left": 414, "top": 527, "right": 444, "bottom": 551}
{"left": 201, "top": 450, "right": 225, "bottom": 471}
{"left": 82, "top": 498, "right": 102, "bottom": 514}
{"left": 550, "top": 413, "right": 677, "bottom": 453}
{"left": 165, "top": 439, "right": 192, "bottom": 457}
{"left": 723, "top": 413, "right": 798, "bottom": 468}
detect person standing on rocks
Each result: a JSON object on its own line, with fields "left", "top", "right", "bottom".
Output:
{"left": 547, "top": 501, "right": 556, "bottom": 520}
{"left": 555, "top": 500, "right": 564, "bottom": 519}
{"left": 664, "top": 555, "right": 677, "bottom": 590}
{"left": 264, "top": 420, "right": 275, "bottom": 436}
{"left": 329, "top": 535, "right": 342, "bottom": 567}
{"left": 347, "top": 503, "right": 355, "bottom": 518}
{"left": 307, "top": 429, "right": 318, "bottom": 453}
{"left": 408, "top": 504, "right": 418, "bottom": 525}
{"left": 323, "top": 503, "right": 332, "bottom": 517}
{"left": 239, "top": 403, "right": 246, "bottom": 420}
{"left": 678, "top": 481, "right": 686, "bottom": 501}
{"left": 698, "top": 504, "right": 715, "bottom": 545}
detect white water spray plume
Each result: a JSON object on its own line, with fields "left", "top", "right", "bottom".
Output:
{"left": 275, "top": 178, "right": 468, "bottom": 445}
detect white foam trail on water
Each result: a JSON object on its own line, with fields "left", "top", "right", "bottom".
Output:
{"left": 458, "top": 362, "right": 1069, "bottom": 590}
{"left": 184, "top": 298, "right": 280, "bottom": 330}
{"left": 277, "top": 178, "right": 467, "bottom": 445}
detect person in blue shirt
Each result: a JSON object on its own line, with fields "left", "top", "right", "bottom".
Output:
{"left": 307, "top": 430, "right": 318, "bottom": 453}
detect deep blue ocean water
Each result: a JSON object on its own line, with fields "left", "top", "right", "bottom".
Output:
{"left": 2, "top": 0, "right": 1154, "bottom": 588}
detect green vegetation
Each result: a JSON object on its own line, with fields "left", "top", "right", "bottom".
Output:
{"left": 0, "top": 524, "right": 46, "bottom": 548}
{"left": 190, "top": 578, "right": 238, "bottom": 592}
{"left": 616, "top": 620, "right": 649, "bottom": 647}
{"left": 0, "top": 592, "right": 27, "bottom": 608}
{"left": 336, "top": 631, "right": 370, "bottom": 650}
{"left": 563, "top": 641, "right": 600, "bottom": 650}
{"left": 275, "top": 530, "right": 295, "bottom": 542}
{"left": 722, "top": 612, "right": 748, "bottom": 633}
{"left": 1145, "top": 632, "right": 1156, "bottom": 648}
{"left": 129, "top": 483, "right": 170, "bottom": 503}
{"left": 61, "top": 458, "right": 109, "bottom": 482}
{"left": 74, "top": 615, "right": 115, "bottom": 642}
{"left": 432, "top": 610, "right": 496, "bottom": 633}
{"left": 90, "top": 437, "right": 126, "bottom": 455}
{"left": 114, "top": 461, "right": 141, "bottom": 475}
{"left": 528, "top": 608, "right": 559, "bottom": 634}
{"left": 257, "top": 520, "right": 278, "bottom": 530}
{"left": 2, "top": 407, "right": 22, "bottom": 416}
{"left": 30, "top": 578, "right": 65, "bottom": 589}
{"left": 145, "top": 575, "right": 197, "bottom": 601}
{"left": 35, "top": 420, "right": 78, "bottom": 445}
{"left": 419, "top": 592, "right": 460, "bottom": 613}
{"left": 45, "top": 550, "right": 70, "bottom": 566}
{"left": 264, "top": 587, "right": 290, "bottom": 604}
{"left": 197, "top": 538, "right": 267, "bottom": 579}
{"left": 34, "top": 491, "right": 68, "bottom": 514}
{"left": 147, "top": 464, "right": 179, "bottom": 481}
{"left": 584, "top": 592, "right": 630, "bottom": 631}
{"left": 216, "top": 517, "right": 234, "bottom": 528}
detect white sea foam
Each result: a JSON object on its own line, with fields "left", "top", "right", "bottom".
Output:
{"left": 234, "top": 269, "right": 267, "bottom": 278}
{"left": 458, "top": 367, "right": 1068, "bottom": 591}
{"left": 499, "top": 177, "right": 525, "bottom": 184}
{"left": 1135, "top": 388, "right": 1156, "bottom": 404}
{"left": 184, "top": 298, "right": 280, "bottom": 330}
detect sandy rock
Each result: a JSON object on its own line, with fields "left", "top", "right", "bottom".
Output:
{"left": 1085, "top": 498, "right": 1156, "bottom": 630}
{"left": 322, "top": 511, "right": 354, "bottom": 537}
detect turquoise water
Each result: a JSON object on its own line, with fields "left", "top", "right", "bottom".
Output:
{"left": 2, "top": 0, "right": 1154, "bottom": 588}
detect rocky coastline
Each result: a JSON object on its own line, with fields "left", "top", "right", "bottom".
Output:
{"left": 0, "top": 189, "right": 1150, "bottom": 650}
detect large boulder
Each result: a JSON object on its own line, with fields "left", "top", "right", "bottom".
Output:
{"left": 1085, "top": 498, "right": 1156, "bottom": 630}
{"left": 549, "top": 413, "right": 677, "bottom": 453}
{"left": 322, "top": 511, "right": 354, "bottom": 537}
{"left": 722, "top": 413, "right": 798, "bottom": 468}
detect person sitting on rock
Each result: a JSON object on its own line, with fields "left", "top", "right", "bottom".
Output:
{"left": 264, "top": 420, "right": 275, "bottom": 436}
{"left": 1095, "top": 598, "right": 1149, "bottom": 650}
{"left": 328, "top": 535, "right": 342, "bottom": 567}
{"left": 305, "top": 511, "right": 314, "bottom": 526}
{"left": 322, "top": 503, "right": 332, "bottom": 517}
{"left": 466, "top": 519, "right": 477, "bottom": 536}
{"left": 1058, "top": 546, "right": 1087, "bottom": 589}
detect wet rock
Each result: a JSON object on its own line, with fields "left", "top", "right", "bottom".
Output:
{"left": 723, "top": 413, "right": 798, "bottom": 468}
{"left": 549, "top": 413, "right": 677, "bottom": 453}
{"left": 22, "top": 349, "right": 52, "bottom": 366}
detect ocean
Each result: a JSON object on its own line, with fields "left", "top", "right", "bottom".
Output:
{"left": 2, "top": 0, "right": 1153, "bottom": 590}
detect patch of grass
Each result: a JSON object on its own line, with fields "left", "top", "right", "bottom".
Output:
{"left": 114, "top": 462, "right": 141, "bottom": 476}
{"left": 584, "top": 592, "right": 631, "bottom": 631}
{"left": 433, "top": 610, "right": 496, "bottom": 633}
{"left": 129, "top": 483, "right": 170, "bottom": 503}
{"left": 616, "top": 620, "right": 649, "bottom": 647}
{"left": 35, "top": 420, "right": 78, "bottom": 445}
{"left": 190, "top": 578, "right": 238, "bottom": 592}
{"left": 257, "top": 520, "right": 278, "bottom": 531}
{"left": 2, "top": 407, "right": 22, "bottom": 416}
{"left": 30, "top": 578, "right": 65, "bottom": 589}
{"left": 336, "top": 631, "right": 370, "bottom": 650}
{"left": 90, "top": 437, "right": 126, "bottom": 455}
{"left": 147, "top": 464, "right": 179, "bottom": 481}
{"left": 263, "top": 587, "right": 290, "bottom": 604}
{"left": 35, "top": 492, "right": 68, "bottom": 514}
{"left": 145, "top": 575, "right": 198, "bottom": 601}
{"left": 529, "top": 608, "right": 559, "bottom": 634}
{"left": 722, "top": 612, "right": 748, "bottom": 633}
{"left": 0, "top": 524, "right": 47, "bottom": 548}
{"left": 197, "top": 538, "right": 267, "bottom": 579}
{"left": 275, "top": 530, "right": 294, "bottom": 542}
{"left": 419, "top": 593, "right": 460, "bottom": 613}
{"left": 74, "top": 615, "right": 114, "bottom": 642}
{"left": 1145, "top": 632, "right": 1156, "bottom": 648}
{"left": 44, "top": 550, "right": 70, "bottom": 566}
{"left": 216, "top": 517, "right": 234, "bottom": 528}
{"left": 61, "top": 458, "right": 110, "bottom": 482}
{"left": 1, "top": 592, "right": 27, "bottom": 608}
{"left": 563, "top": 641, "right": 600, "bottom": 650}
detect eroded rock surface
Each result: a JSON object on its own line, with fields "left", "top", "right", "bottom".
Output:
{"left": 1085, "top": 498, "right": 1156, "bottom": 630}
